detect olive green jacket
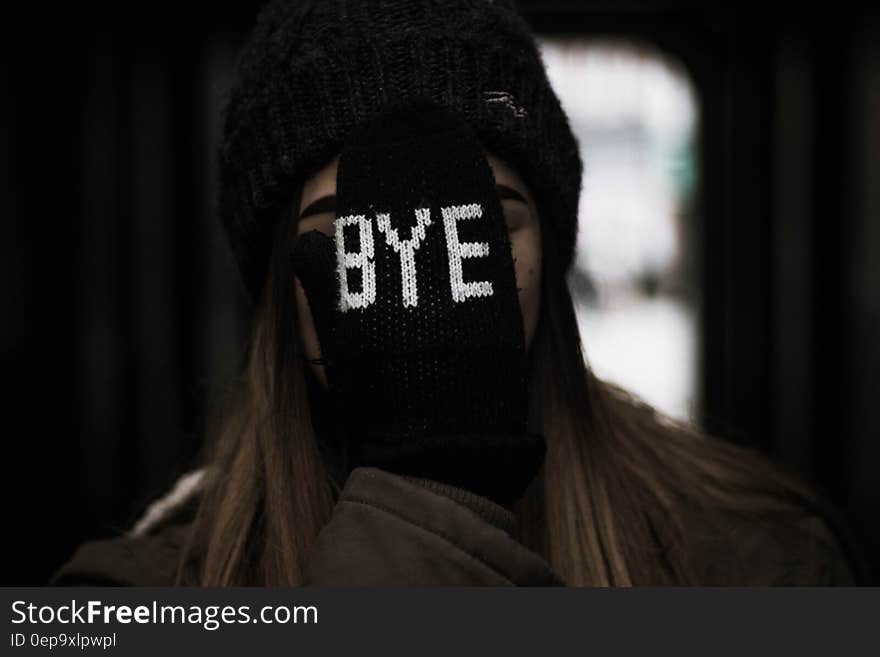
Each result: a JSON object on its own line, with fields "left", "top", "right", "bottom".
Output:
{"left": 51, "top": 467, "right": 856, "bottom": 586}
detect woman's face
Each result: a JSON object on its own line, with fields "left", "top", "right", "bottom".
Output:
{"left": 293, "top": 152, "right": 542, "bottom": 387}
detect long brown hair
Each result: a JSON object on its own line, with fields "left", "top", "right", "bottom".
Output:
{"left": 177, "top": 191, "right": 861, "bottom": 586}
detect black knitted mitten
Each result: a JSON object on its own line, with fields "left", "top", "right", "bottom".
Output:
{"left": 290, "top": 100, "right": 545, "bottom": 505}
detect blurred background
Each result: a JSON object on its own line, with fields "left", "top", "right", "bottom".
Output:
{"left": 2, "top": 0, "right": 878, "bottom": 583}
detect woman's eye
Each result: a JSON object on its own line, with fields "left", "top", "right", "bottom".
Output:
{"left": 502, "top": 201, "right": 529, "bottom": 232}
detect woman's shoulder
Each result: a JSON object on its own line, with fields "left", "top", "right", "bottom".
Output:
{"left": 51, "top": 521, "right": 191, "bottom": 586}
{"left": 677, "top": 499, "right": 859, "bottom": 585}
{"left": 51, "top": 471, "right": 203, "bottom": 586}
{"left": 629, "top": 408, "right": 864, "bottom": 585}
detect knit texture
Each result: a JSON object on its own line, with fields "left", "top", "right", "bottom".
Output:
{"left": 221, "top": 0, "right": 582, "bottom": 300}
{"left": 290, "top": 100, "right": 545, "bottom": 505}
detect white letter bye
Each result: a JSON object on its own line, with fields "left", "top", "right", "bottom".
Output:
{"left": 442, "top": 203, "right": 493, "bottom": 303}
{"left": 336, "top": 213, "right": 377, "bottom": 312}
{"left": 335, "top": 203, "right": 494, "bottom": 311}
{"left": 376, "top": 207, "right": 432, "bottom": 308}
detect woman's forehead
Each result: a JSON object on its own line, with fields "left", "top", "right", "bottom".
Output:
{"left": 298, "top": 157, "right": 339, "bottom": 215}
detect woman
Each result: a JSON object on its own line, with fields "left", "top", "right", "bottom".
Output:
{"left": 54, "top": 0, "right": 861, "bottom": 586}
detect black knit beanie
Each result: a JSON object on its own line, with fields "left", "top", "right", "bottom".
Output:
{"left": 220, "top": 0, "right": 583, "bottom": 301}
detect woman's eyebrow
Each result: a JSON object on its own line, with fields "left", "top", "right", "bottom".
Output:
{"left": 299, "top": 185, "right": 526, "bottom": 219}
{"left": 298, "top": 194, "right": 337, "bottom": 219}
{"left": 496, "top": 184, "right": 527, "bottom": 204}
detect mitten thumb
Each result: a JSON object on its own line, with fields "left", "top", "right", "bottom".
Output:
{"left": 290, "top": 229, "right": 338, "bottom": 358}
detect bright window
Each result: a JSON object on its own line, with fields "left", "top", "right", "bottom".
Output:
{"left": 539, "top": 38, "right": 700, "bottom": 422}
